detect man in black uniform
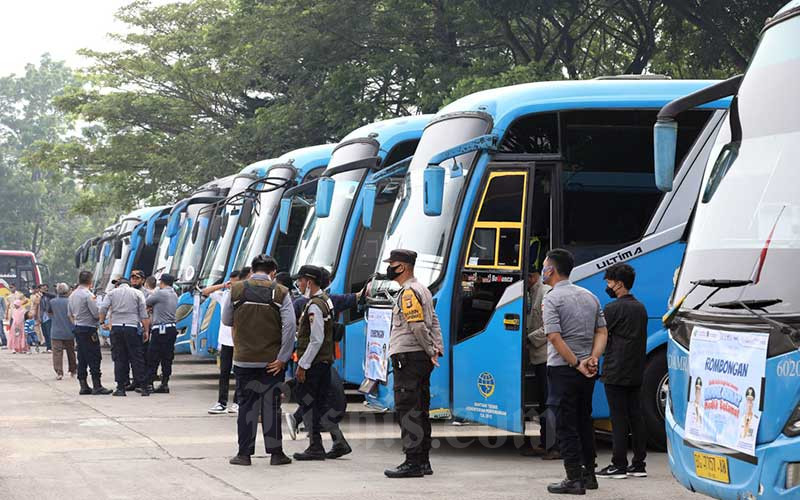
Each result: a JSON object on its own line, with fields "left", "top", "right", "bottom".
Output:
{"left": 597, "top": 263, "right": 648, "bottom": 479}
{"left": 383, "top": 249, "right": 444, "bottom": 479}
{"left": 291, "top": 265, "right": 337, "bottom": 461}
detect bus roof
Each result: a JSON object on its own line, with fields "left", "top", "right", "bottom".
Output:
{"left": 436, "top": 79, "right": 729, "bottom": 137}
{"left": 339, "top": 115, "right": 433, "bottom": 152}
{"left": 276, "top": 143, "right": 336, "bottom": 177}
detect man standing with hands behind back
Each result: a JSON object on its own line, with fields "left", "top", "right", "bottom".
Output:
{"left": 541, "top": 249, "right": 608, "bottom": 495}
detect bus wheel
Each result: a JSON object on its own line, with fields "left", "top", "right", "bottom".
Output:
{"left": 640, "top": 349, "right": 667, "bottom": 451}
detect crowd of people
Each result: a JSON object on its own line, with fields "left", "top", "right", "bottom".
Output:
{"left": 3, "top": 247, "right": 650, "bottom": 494}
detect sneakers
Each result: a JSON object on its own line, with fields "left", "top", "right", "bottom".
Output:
{"left": 285, "top": 413, "right": 298, "bottom": 440}
{"left": 627, "top": 464, "right": 647, "bottom": 477}
{"left": 208, "top": 403, "right": 227, "bottom": 414}
{"left": 597, "top": 464, "right": 628, "bottom": 479}
{"left": 227, "top": 403, "right": 238, "bottom": 414}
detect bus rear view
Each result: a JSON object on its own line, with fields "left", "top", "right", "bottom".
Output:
{"left": 655, "top": 2, "right": 800, "bottom": 498}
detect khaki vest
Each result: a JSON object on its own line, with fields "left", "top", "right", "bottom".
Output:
{"left": 296, "top": 294, "right": 334, "bottom": 365}
{"left": 230, "top": 279, "right": 287, "bottom": 364}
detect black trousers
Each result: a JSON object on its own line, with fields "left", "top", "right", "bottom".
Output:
{"left": 74, "top": 326, "right": 103, "bottom": 380}
{"left": 146, "top": 327, "right": 177, "bottom": 382}
{"left": 391, "top": 351, "right": 433, "bottom": 465}
{"left": 110, "top": 326, "right": 146, "bottom": 388}
{"left": 218, "top": 345, "right": 241, "bottom": 406}
{"left": 548, "top": 365, "right": 597, "bottom": 474}
{"left": 605, "top": 383, "right": 647, "bottom": 468}
{"left": 533, "top": 362, "right": 557, "bottom": 450}
{"left": 296, "top": 362, "right": 332, "bottom": 446}
{"left": 234, "top": 365, "right": 284, "bottom": 456}
{"left": 293, "top": 365, "right": 347, "bottom": 432}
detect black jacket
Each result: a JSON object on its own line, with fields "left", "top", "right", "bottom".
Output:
{"left": 600, "top": 295, "right": 648, "bottom": 386}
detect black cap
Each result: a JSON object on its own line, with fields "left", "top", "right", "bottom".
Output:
{"left": 159, "top": 273, "right": 175, "bottom": 286}
{"left": 292, "top": 265, "right": 324, "bottom": 284}
{"left": 383, "top": 249, "right": 417, "bottom": 265}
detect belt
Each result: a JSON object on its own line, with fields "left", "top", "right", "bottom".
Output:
{"left": 152, "top": 323, "right": 176, "bottom": 334}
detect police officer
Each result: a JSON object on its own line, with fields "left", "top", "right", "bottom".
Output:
{"left": 383, "top": 249, "right": 443, "bottom": 479}
{"left": 223, "top": 255, "right": 295, "bottom": 467}
{"left": 145, "top": 273, "right": 179, "bottom": 394}
{"left": 542, "top": 249, "right": 608, "bottom": 494}
{"left": 100, "top": 277, "right": 151, "bottom": 396}
{"left": 67, "top": 270, "right": 113, "bottom": 395}
{"left": 291, "top": 265, "right": 338, "bottom": 461}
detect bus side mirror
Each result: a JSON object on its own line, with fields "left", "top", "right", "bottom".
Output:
{"left": 423, "top": 165, "right": 445, "bottom": 216}
{"left": 362, "top": 183, "right": 377, "bottom": 229}
{"left": 191, "top": 219, "right": 200, "bottom": 244}
{"left": 654, "top": 119, "right": 678, "bottom": 192}
{"left": 316, "top": 177, "right": 335, "bottom": 218}
{"left": 113, "top": 239, "right": 123, "bottom": 259}
{"left": 239, "top": 198, "right": 254, "bottom": 228}
{"left": 279, "top": 198, "right": 292, "bottom": 234}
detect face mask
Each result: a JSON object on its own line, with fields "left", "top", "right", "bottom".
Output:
{"left": 386, "top": 264, "right": 403, "bottom": 280}
{"left": 605, "top": 286, "right": 617, "bottom": 299}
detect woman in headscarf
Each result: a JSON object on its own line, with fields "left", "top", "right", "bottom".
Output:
{"left": 8, "top": 299, "right": 29, "bottom": 354}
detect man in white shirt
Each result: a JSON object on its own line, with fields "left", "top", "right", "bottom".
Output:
{"left": 207, "top": 267, "right": 250, "bottom": 414}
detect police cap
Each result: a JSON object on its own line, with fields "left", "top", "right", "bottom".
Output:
{"left": 382, "top": 249, "right": 417, "bottom": 265}
{"left": 159, "top": 273, "right": 175, "bottom": 286}
{"left": 292, "top": 265, "right": 324, "bottom": 285}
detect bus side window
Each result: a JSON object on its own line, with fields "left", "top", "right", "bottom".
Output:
{"left": 465, "top": 172, "right": 526, "bottom": 269}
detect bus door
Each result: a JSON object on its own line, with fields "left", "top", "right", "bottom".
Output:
{"left": 451, "top": 165, "right": 552, "bottom": 432}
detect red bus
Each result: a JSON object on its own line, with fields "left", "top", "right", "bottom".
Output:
{"left": 0, "top": 251, "right": 44, "bottom": 298}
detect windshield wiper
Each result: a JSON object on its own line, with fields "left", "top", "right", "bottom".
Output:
{"left": 662, "top": 278, "right": 751, "bottom": 327}
{"left": 711, "top": 298, "right": 800, "bottom": 344}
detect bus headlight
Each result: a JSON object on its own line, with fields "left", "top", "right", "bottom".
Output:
{"left": 787, "top": 463, "right": 800, "bottom": 489}
{"left": 175, "top": 304, "right": 193, "bottom": 322}
{"left": 200, "top": 300, "right": 218, "bottom": 331}
{"left": 783, "top": 403, "right": 800, "bottom": 437}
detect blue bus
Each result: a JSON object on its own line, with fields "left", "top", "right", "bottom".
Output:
{"left": 363, "top": 78, "right": 728, "bottom": 444}
{"left": 284, "top": 115, "right": 432, "bottom": 382}
{"left": 192, "top": 146, "right": 334, "bottom": 358}
{"left": 655, "top": 2, "right": 800, "bottom": 497}
{"left": 164, "top": 176, "right": 234, "bottom": 353}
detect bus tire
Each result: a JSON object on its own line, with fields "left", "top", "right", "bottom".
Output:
{"left": 640, "top": 348, "right": 667, "bottom": 451}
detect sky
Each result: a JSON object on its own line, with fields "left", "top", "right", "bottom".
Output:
{"left": 0, "top": 0, "right": 174, "bottom": 77}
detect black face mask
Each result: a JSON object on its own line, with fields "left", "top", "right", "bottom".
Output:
{"left": 386, "top": 264, "right": 403, "bottom": 280}
{"left": 605, "top": 286, "right": 617, "bottom": 299}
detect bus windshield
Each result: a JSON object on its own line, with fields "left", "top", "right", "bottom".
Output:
{"left": 290, "top": 141, "right": 378, "bottom": 276}
{"left": 233, "top": 166, "right": 297, "bottom": 272}
{"left": 376, "top": 115, "right": 491, "bottom": 286}
{"left": 674, "top": 14, "right": 800, "bottom": 315}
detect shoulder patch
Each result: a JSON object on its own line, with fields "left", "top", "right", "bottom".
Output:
{"left": 401, "top": 289, "right": 424, "bottom": 323}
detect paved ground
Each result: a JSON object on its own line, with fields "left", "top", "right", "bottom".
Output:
{"left": 0, "top": 348, "right": 700, "bottom": 500}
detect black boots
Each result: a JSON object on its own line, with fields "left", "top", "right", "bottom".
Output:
{"left": 91, "top": 375, "right": 112, "bottom": 395}
{"left": 293, "top": 438, "right": 327, "bottom": 461}
{"left": 325, "top": 427, "right": 352, "bottom": 459}
{"left": 547, "top": 467, "right": 586, "bottom": 495}
{"left": 153, "top": 377, "right": 169, "bottom": 394}
{"left": 78, "top": 378, "right": 92, "bottom": 395}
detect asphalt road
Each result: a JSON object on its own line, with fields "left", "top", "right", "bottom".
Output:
{"left": 0, "top": 348, "right": 701, "bottom": 500}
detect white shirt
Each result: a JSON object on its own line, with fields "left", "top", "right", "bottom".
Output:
{"left": 212, "top": 289, "right": 233, "bottom": 348}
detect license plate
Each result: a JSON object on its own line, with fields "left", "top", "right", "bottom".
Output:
{"left": 694, "top": 451, "right": 730, "bottom": 483}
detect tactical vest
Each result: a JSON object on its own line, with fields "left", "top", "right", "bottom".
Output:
{"left": 230, "top": 279, "right": 287, "bottom": 363}
{"left": 296, "top": 293, "right": 334, "bottom": 365}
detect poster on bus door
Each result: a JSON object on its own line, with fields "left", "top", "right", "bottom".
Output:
{"left": 365, "top": 306, "right": 392, "bottom": 382}
{"left": 685, "top": 327, "right": 768, "bottom": 456}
